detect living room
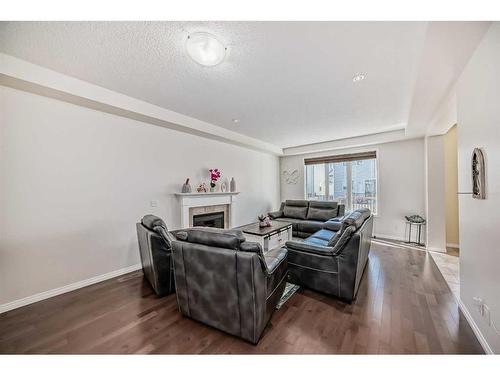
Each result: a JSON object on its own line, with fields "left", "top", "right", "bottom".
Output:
{"left": 1, "top": 1, "right": 500, "bottom": 371}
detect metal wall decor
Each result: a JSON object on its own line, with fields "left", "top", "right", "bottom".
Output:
{"left": 283, "top": 169, "right": 299, "bottom": 184}
{"left": 472, "top": 148, "right": 486, "bottom": 199}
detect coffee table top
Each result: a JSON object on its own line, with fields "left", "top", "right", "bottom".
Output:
{"left": 236, "top": 220, "right": 292, "bottom": 236}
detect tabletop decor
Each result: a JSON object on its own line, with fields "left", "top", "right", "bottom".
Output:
{"left": 181, "top": 178, "right": 192, "bottom": 193}
{"left": 209, "top": 168, "right": 221, "bottom": 192}
{"left": 258, "top": 214, "right": 272, "bottom": 228}
{"left": 196, "top": 183, "right": 207, "bottom": 193}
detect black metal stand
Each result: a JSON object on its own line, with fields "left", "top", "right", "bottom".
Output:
{"left": 406, "top": 221, "right": 425, "bottom": 246}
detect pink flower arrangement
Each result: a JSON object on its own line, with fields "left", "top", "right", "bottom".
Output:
{"left": 209, "top": 168, "right": 221, "bottom": 188}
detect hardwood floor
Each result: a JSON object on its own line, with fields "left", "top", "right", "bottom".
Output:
{"left": 0, "top": 242, "right": 483, "bottom": 354}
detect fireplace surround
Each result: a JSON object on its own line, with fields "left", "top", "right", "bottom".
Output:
{"left": 174, "top": 192, "right": 239, "bottom": 229}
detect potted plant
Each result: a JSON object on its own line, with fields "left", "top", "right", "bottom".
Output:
{"left": 209, "top": 168, "right": 221, "bottom": 192}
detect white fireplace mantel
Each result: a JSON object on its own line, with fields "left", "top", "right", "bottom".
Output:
{"left": 174, "top": 192, "right": 240, "bottom": 229}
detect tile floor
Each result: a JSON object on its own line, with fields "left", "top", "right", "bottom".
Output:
{"left": 429, "top": 251, "right": 460, "bottom": 298}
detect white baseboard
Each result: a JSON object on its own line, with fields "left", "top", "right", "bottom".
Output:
{"left": 446, "top": 243, "right": 460, "bottom": 249}
{"left": 0, "top": 263, "right": 142, "bottom": 314}
{"left": 373, "top": 233, "right": 407, "bottom": 242}
{"left": 457, "top": 297, "right": 494, "bottom": 354}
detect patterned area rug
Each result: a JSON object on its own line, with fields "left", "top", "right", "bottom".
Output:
{"left": 276, "top": 282, "right": 300, "bottom": 309}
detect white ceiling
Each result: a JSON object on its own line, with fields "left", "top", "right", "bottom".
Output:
{"left": 0, "top": 21, "right": 489, "bottom": 149}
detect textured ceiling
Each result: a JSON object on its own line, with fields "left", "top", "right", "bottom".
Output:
{"left": 0, "top": 21, "right": 428, "bottom": 148}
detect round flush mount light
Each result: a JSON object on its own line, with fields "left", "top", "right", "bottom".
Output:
{"left": 352, "top": 73, "right": 366, "bottom": 83}
{"left": 186, "top": 32, "right": 227, "bottom": 67}
{"left": 232, "top": 119, "right": 240, "bottom": 124}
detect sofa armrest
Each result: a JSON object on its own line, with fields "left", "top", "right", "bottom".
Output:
{"left": 263, "top": 247, "right": 287, "bottom": 274}
{"left": 323, "top": 219, "right": 342, "bottom": 231}
{"left": 268, "top": 210, "right": 283, "bottom": 219}
{"left": 285, "top": 240, "right": 334, "bottom": 256}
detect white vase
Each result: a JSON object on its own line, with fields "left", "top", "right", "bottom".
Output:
{"left": 230, "top": 177, "right": 236, "bottom": 192}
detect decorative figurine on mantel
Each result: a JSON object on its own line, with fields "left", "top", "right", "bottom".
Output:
{"left": 181, "top": 178, "right": 192, "bottom": 193}
{"left": 258, "top": 214, "right": 272, "bottom": 228}
{"left": 209, "top": 168, "right": 221, "bottom": 193}
{"left": 196, "top": 183, "right": 207, "bottom": 193}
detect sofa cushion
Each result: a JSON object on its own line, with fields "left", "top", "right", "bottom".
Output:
{"left": 264, "top": 247, "right": 288, "bottom": 296}
{"left": 323, "top": 219, "right": 342, "bottom": 231}
{"left": 303, "top": 236, "right": 330, "bottom": 248}
{"left": 297, "top": 220, "right": 325, "bottom": 235}
{"left": 342, "top": 208, "right": 371, "bottom": 230}
{"left": 285, "top": 199, "right": 309, "bottom": 207}
{"left": 283, "top": 200, "right": 309, "bottom": 219}
{"left": 306, "top": 201, "right": 339, "bottom": 221}
{"left": 175, "top": 227, "right": 245, "bottom": 250}
{"left": 328, "top": 225, "right": 356, "bottom": 253}
{"left": 328, "top": 208, "right": 371, "bottom": 248}
{"left": 310, "top": 228, "right": 337, "bottom": 242}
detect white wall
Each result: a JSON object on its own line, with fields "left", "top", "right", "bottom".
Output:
{"left": 0, "top": 86, "right": 280, "bottom": 306}
{"left": 280, "top": 138, "right": 426, "bottom": 241}
{"left": 425, "top": 135, "right": 447, "bottom": 252}
{"left": 456, "top": 23, "right": 500, "bottom": 353}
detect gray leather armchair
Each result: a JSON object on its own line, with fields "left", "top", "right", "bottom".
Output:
{"left": 286, "top": 208, "right": 373, "bottom": 302}
{"left": 136, "top": 215, "right": 176, "bottom": 296}
{"left": 172, "top": 227, "right": 288, "bottom": 344}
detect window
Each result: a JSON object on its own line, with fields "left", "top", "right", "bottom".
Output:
{"left": 305, "top": 151, "right": 378, "bottom": 214}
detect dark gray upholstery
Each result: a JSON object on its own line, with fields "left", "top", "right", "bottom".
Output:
{"left": 283, "top": 200, "right": 309, "bottom": 219}
{"left": 286, "top": 209, "right": 374, "bottom": 302}
{"left": 307, "top": 201, "right": 339, "bottom": 221}
{"left": 268, "top": 200, "right": 345, "bottom": 238}
{"left": 136, "top": 215, "right": 175, "bottom": 296}
{"left": 172, "top": 228, "right": 287, "bottom": 344}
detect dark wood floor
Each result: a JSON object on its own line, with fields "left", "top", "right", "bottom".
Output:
{"left": 0, "top": 243, "right": 483, "bottom": 354}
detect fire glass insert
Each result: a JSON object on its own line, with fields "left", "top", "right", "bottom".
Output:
{"left": 192, "top": 211, "right": 224, "bottom": 229}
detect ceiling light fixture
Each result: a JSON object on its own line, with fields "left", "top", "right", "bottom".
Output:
{"left": 232, "top": 119, "right": 240, "bottom": 124}
{"left": 186, "top": 32, "right": 226, "bottom": 67}
{"left": 352, "top": 73, "right": 366, "bottom": 83}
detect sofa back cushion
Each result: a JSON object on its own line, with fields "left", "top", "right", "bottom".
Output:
{"left": 283, "top": 200, "right": 309, "bottom": 219}
{"left": 141, "top": 214, "right": 174, "bottom": 247}
{"left": 327, "top": 208, "right": 371, "bottom": 248}
{"left": 306, "top": 201, "right": 339, "bottom": 222}
{"left": 342, "top": 208, "right": 371, "bottom": 231}
{"left": 175, "top": 227, "right": 246, "bottom": 250}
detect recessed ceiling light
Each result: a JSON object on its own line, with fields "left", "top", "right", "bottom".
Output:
{"left": 352, "top": 73, "right": 366, "bottom": 83}
{"left": 232, "top": 119, "right": 240, "bottom": 124}
{"left": 186, "top": 32, "right": 226, "bottom": 67}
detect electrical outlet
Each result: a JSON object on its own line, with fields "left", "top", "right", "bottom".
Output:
{"left": 150, "top": 200, "right": 158, "bottom": 208}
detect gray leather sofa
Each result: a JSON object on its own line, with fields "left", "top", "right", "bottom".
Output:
{"left": 268, "top": 200, "right": 345, "bottom": 238}
{"left": 285, "top": 208, "right": 373, "bottom": 302}
{"left": 172, "top": 227, "right": 288, "bottom": 344}
{"left": 136, "top": 215, "right": 176, "bottom": 296}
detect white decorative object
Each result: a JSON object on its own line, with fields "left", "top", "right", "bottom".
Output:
{"left": 230, "top": 177, "right": 236, "bottom": 192}
{"left": 283, "top": 169, "right": 299, "bottom": 184}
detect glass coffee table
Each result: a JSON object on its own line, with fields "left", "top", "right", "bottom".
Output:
{"left": 236, "top": 221, "right": 293, "bottom": 252}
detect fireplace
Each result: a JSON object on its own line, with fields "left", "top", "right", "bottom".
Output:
{"left": 192, "top": 211, "right": 225, "bottom": 229}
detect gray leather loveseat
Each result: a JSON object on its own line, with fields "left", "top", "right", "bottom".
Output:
{"left": 286, "top": 208, "right": 373, "bottom": 302}
{"left": 172, "top": 227, "right": 288, "bottom": 344}
{"left": 268, "top": 200, "right": 345, "bottom": 238}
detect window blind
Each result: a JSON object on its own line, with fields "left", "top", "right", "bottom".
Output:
{"left": 304, "top": 151, "right": 376, "bottom": 165}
